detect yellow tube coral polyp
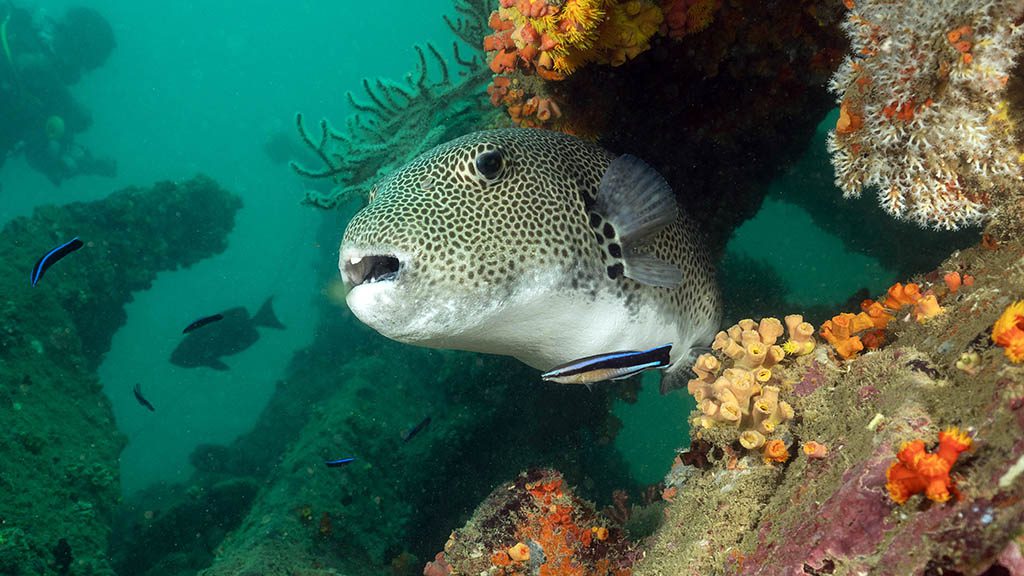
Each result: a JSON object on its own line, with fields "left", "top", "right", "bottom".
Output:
{"left": 687, "top": 316, "right": 809, "bottom": 456}
{"left": 782, "top": 315, "right": 816, "bottom": 356}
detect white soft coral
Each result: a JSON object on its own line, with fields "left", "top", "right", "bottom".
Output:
{"left": 827, "top": 0, "right": 1024, "bottom": 230}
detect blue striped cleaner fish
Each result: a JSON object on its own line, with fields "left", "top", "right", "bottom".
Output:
{"left": 541, "top": 344, "right": 673, "bottom": 385}
{"left": 31, "top": 237, "right": 83, "bottom": 287}
{"left": 324, "top": 457, "right": 356, "bottom": 468}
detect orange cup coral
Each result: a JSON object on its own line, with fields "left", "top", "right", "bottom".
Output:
{"left": 802, "top": 441, "right": 829, "bottom": 459}
{"left": 883, "top": 282, "right": 922, "bottom": 309}
{"left": 763, "top": 439, "right": 790, "bottom": 464}
{"left": 820, "top": 312, "right": 874, "bottom": 359}
{"left": 885, "top": 427, "right": 972, "bottom": 504}
{"left": 992, "top": 300, "right": 1024, "bottom": 363}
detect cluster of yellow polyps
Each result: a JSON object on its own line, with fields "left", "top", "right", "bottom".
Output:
{"left": 687, "top": 316, "right": 815, "bottom": 450}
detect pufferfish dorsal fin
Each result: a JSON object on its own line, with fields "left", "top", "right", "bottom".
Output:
{"left": 595, "top": 154, "right": 683, "bottom": 288}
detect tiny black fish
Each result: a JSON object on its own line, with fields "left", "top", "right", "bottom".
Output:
{"left": 401, "top": 416, "right": 432, "bottom": 442}
{"left": 31, "top": 237, "right": 83, "bottom": 287}
{"left": 325, "top": 457, "right": 356, "bottom": 468}
{"left": 541, "top": 343, "right": 673, "bottom": 385}
{"left": 133, "top": 383, "right": 155, "bottom": 412}
{"left": 182, "top": 313, "right": 225, "bottom": 334}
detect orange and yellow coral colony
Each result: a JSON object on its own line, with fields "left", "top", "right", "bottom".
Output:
{"left": 688, "top": 316, "right": 811, "bottom": 458}
{"left": 821, "top": 281, "right": 947, "bottom": 360}
{"left": 886, "top": 427, "right": 972, "bottom": 504}
{"left": 489, "top": 476, "right": 630, "bottom": 576}
{"left": 993, "top": 300, "right": 1024, "bottom": 363}
{"left": 484, "top": 1, "right": 662, "bottom": 129}
{"left": 485, "top": 0, "right": 663, "bottom": 79}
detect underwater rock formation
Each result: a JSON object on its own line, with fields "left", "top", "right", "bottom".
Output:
{"left": 292, "top": 0, "right": 498, "bottom": 209}
{"left": 0, "top": 176, "right": 241, "bottom": 575}
{"left": 192, "top": 338, "right": 639, "bottom": 575}
{"left": 431, "top": 468, "right": 637, "bottom": 575}
{"left": 827, "top": 0, "right": 1024, "bottom": 232}
{"left": 637, "top": 239, "right": 1024, "bottom": 574}
{"left": 557, "top": 0, "right": 849, "bottom": 253}
{"left": 104, "top": 213, "right": 637, "bottom": 576}
{"left": 424, "top": 239, "right": 1024, "bottom": 575}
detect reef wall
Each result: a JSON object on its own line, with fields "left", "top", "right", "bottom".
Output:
{"left": 0, "top": 176, "right": 242, "bottom": 575}
{"left": 431, "top": 239, "right": 1024, "bottom": 575}
{"left": 639, "top": 241, "right": 1024, "bottom": 574}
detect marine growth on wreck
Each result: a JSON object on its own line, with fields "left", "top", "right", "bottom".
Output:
{"left": 2, "top": 1, "right": 1023, "bottom": 575}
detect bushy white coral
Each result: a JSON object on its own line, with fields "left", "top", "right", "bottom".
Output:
{"left": 827, "top": 0, "right": 1024, "bottom": 230}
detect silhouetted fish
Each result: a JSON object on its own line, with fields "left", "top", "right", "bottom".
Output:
{"left": 170, "top": 297, "right": 285, "bottom": 370}
{"left": 325, "top": 457, "right": 356, "bottom": 468}
{"left": 31, "top": 237, "right": 83, "bottom": 286}
{"left": 541, "top": 344, "right": 672, "bottom": 385}
{"left": 182, "top": 313, "right": 224, "bottom": 334}
{"left": 133, "top": 383, "right": 155, "bottom": 412}
{"left": 401, "top": 416, "right": 432, "bottom": 442}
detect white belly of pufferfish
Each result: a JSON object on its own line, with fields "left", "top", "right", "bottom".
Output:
{"left": 427, "top": 283, "right": 690, "bottom": 374}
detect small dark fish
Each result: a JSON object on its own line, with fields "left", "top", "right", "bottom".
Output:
{"left": 170, "top": 297, "right": 285, "bottom": 370}
{"left": 182, "top": 313, "right": 224, "bottom": 334}
{"left": 325, "top": 457, "right": 356, "bottom": 468}
{"left": 542, "top": 344, "right": 673, "bottom": 385}
{"left": 132, "top": 383, "right": 155, "bottom": 412}
{"left": 31, "top": 237, "right": 83, "bottom": 286}
{"left": 401, "top": 416, "right": 432, "bottom": 442}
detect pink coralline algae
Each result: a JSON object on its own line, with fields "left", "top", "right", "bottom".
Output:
{"left": 741, "top": 443, "right": 897, "bottom": 574}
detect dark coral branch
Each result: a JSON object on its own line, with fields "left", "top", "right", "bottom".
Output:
{"left": 291, "top": 113, "right": 346, "bottom": 180}
{"left": 291, "top": 0, "right": 496, "bottom": 209}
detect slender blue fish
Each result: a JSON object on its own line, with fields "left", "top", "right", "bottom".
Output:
{"left": 30, "top": 237, "right": 83, "bottom": 287}
{"left": 401, "top": 416, "right": 432, "bottom": 443}
{"left": 325, "top": 457, "right": 356, "bottom": 468}
{"left": 132, "top": 383, "right": 156, "bottom": 412}
{"left": 182, "top": 313, "right": 225, "bottom": 334}
{"left": 541, "top": 344, "right": 673, "bottom": 385}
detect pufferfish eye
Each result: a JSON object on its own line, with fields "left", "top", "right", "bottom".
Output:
{"left": 474, "top": 149, "right": 506, "bottom": 182}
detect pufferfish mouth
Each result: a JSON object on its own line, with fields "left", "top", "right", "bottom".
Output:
{"left": 341, "top": 251, "right": 404, "bottom": 288}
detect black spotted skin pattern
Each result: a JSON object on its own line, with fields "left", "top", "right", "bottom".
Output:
{"left": 342, "top": 128, "right": 720, "bottom": 333}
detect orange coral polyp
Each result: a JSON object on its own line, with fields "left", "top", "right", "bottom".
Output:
{"left": 508, "top": 542, "right": 531, "bottom": 562}
{"left": 884, "top": 282, "right": 922, "bottom": 309}
{"left": 763, "top": 439, "right": 789, "bottom": 464}
{"left": 886, "top": 428, "right": 971, "bottom": 505}
{"left": 943, "top": 271, "right": 962, "bottom": 293}
{"left": 913, "top": 294, "right": 943, "bottom": 323}
{"left": 992, "top": 301, "right": 1024, "bottom": 363}
{"left": 820, "top": 313, "right": 868, "bottom": 359}
{"left": 836, "top": 101, "right": 863, "bottom": 134}
{"left": 861, "top": 300, "right": 894, "bottom": 329}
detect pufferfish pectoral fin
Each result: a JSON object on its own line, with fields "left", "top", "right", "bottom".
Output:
{"left": 595, "top": 154, "right": 683, "bottom": 288}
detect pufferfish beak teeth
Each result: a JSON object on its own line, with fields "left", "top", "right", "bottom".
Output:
{"left": 340, "top": 250, "right": 404, "bottom": 288}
